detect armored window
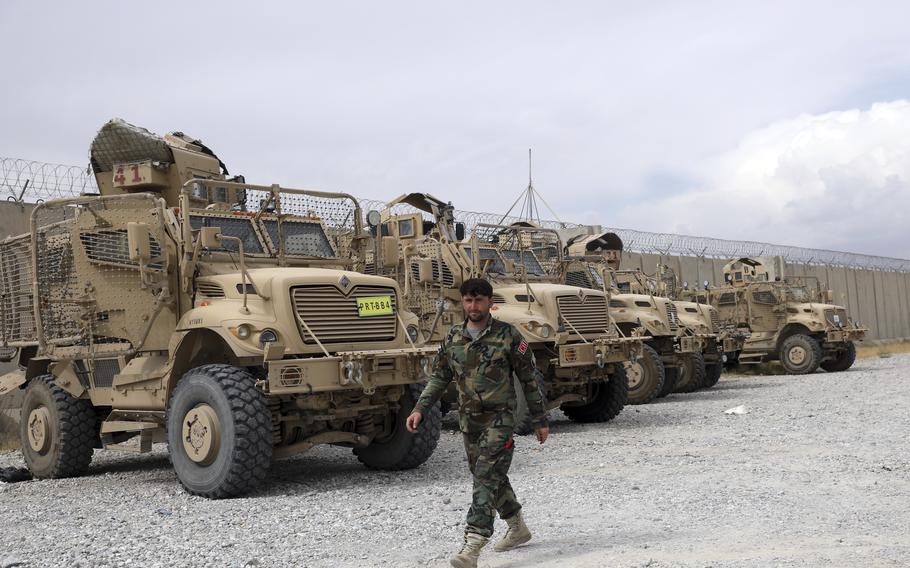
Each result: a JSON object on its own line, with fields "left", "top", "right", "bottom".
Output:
{"left": 565, "top": 270, "right": 592, "bottom": 288}
{"left": 398, "top": 219, "right": 415, "bottom": 238}
{"left": 462, "top": 247, "right": 506, "bottom": 274}
{"left": 261, "top": 219, "right": 335, "bottom": 258}
{"left": 752, "top": 291, "right": 777, "bottom": 304}
{"left": 80, "top": 229, "right": 163, "bottom": 270}
{"left": 500, "top": 249, "right": 544, "bottom": 275}
{"left": 190, "top": 215, "right": 264, "bottom": 254}
{"left": 718, "top": 292, "right": 736, "bottom": 305}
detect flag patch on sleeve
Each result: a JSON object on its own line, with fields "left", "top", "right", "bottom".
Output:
{"left": 517, "top": 340, "right": 529, "bottom": 354}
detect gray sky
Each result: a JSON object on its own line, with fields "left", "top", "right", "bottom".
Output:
{"left": 2, "top": 1, "right": 910, "bottom": 257}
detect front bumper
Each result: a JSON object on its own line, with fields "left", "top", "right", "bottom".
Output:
{"left": 825, "top": 327, "right": 867, "bottom": 343}
{"left": 675, "top": 335, "right": 699, "bottom": 354}
{"left": 557, "top": 336, "right": 642, "bottom": 368}
{"left": 266, "top": 346, "right": 438, "bottom": 395}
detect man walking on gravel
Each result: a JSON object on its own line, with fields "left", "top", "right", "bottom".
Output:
{"left": 406, "top": 278, "right": 549, "bottom": 568}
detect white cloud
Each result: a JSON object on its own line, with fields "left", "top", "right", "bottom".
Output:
{"left": 614, "top": 100, "right": 910, "bottom": 258}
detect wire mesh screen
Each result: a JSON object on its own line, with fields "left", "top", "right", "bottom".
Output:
{"left": 89, "top": 119, "right": 172, "bottom": 174}
{"left": 0, "top": 234, "right": 37, "bottom": 345}
{"left": 244, "top": 188, "right": 360, "bottom": 260}
{"left": 0, "top": 195, "right": 169, "bottom": 357}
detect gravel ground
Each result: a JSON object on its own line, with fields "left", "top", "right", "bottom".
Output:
{"left": 2, "top": 355, "right": 909, "bottom": 568}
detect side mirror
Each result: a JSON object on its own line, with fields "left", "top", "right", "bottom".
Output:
{"left": 503, "top": 259, "right": 516, "bottom": 273}
{"left": 199, "top": 226, "right": 223, "bottom": 249}
{"left": 455, "top": 222, "right": 466, "bottom": 241}
{"left": 127, "top": 222, "right": 151, "bottom": 262}
{"left": 381, "top": 236, "right": 399, "bottom": 268}
{"left": 825, "top": 289, "right": 834, "bottom": 303}
{"left": 682, "top": 280, "right": 689, "bottom": 290}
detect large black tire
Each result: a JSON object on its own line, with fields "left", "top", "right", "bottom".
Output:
{"left": 167, "top": 364, "right": 273, "bottom": 498}
{"left": 674, "top": 352, "right": 706, "bottom": 393}
{"left": 355, "top": 383, "right": 441, "bottom": 470}
{"left": 723, "top": 351, "right": 740, "bottom": 370}
{"left": 820, "top": 342, "right": 857, "bottom": 373}
{"left": 20, "top": 375, "right": 96, "bottom": 479}
{"left": 561, "top": 365, "right": 628, "bottom": 423}
{"left": 514, "top": 369, "right": 549, "bottom": 436}
{"left": 656, "top": 366, "right": 679, "bottom": 398}
{"left": 626, "top": 344, "right": 665, "bottom": 405}
{"left": 702, "top": 361, "right": 722, "bottom": 388}
{"left": 779, "top": 334, "right": 822, "bottom": 374}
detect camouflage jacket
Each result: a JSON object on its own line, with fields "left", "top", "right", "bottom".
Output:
{"left": 414, "top": 317, "right": 548, "bottom": 430}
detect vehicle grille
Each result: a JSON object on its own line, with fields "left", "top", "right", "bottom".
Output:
{"left": 825, "top": 308, "right": 848, "bottom": 327}
{"left": 291, "top": 285, "right": 398, "bottom": 344}
{"left": 196, "top": 282, "right": 225, "bottom": 298}
{"left": 557, "top": 294, "right": 609, "bottom": 334}
{"left": 492, "top": 294, "right": 506, "bottom": 304}
{"left": 665, "top": 301, "right": 679, "bottom": 331}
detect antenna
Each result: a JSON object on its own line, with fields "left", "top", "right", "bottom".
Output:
{"left": 498, "top": 148, "right": 563, "bottom": 226}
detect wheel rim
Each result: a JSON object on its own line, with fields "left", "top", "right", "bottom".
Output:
{"left": 26, "top": 406, "right": 51, "bottom": 453}
{"left": 788, "top": 346, "right": 807, "bottom": 365}
{"left": 626, "top": 362, "right": 644, "bottom": 389}
{"left": 182, "top": 404, "right": 221, "bottom": 465}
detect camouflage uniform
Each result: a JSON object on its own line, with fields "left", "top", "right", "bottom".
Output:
{"left": 414, "top": 317, "right": 547, "bottom": 538}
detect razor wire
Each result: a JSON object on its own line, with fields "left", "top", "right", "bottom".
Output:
{"left": 4, "top": 157, "right": 909, "bottom": 273}
{"left": 1, "top": 158, "right": 98, "bottom": 204}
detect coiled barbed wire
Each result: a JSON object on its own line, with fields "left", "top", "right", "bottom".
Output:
{"left": 1, "top": 158, "right": 98, "bottom": 203}
{"left": 4, "top": 157, "right": 907, "bottom": 272}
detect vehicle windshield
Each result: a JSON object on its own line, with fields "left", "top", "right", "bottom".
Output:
{"left": 261, "top": 219, "right": 336, "bottom": 258}
{"left": 500, "top": 249, "right": 545, "bottom": 275}
{"left": 462, "top": 246, "right": 506, "bottom": 273}
{"left": 190, "top": 215, "right": 264, "bottom": 254}
{"left": 786, "top": 286, "right": 812, "bottom": 302}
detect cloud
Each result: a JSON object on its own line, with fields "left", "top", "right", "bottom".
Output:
{"left": 613, "top": 100, "right": 910, "bottom": 258}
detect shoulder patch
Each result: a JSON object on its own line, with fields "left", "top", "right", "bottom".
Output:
{"left": 517, "top": 340, "right": 529, "bottom": 354}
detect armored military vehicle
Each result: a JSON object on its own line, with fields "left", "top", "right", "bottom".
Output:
{"left": 0, "top": 119, "right": 440, "bottom": 497}
{"left": 702, "top": 258, "right": 866, "bottom": 374}
{"left": 650, "top": 265, "right": 747, "bottom": 389}
{"left": 560, "top": 233, "right": 700, "bottom": 402}
{"left": 366, "top": 193, "right": 641, "bottom": 432}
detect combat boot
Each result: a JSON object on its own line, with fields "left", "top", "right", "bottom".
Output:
{"left": 493, "top": 511, "right": 532, "bottom": 552}
{"left": 450, "top": 532, "right": 488, "bottom": 568}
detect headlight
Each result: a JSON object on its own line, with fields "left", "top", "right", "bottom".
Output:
{"left": 259, "top": 329, "right": 279, "bottom": 346}
{"left": 235, "top": 324, "right": 252, "bottom": 340}
{"left": 521, "top": 321, "right": 553, "bottom": 339}
{"left": 406, "top": 324, "right": 419, "bottom": 342}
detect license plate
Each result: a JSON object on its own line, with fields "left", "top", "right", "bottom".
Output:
{"left": 356, "top": 295, "right": 393, "bottom": 317}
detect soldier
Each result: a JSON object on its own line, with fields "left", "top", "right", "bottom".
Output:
{"left": 406, "top": 277, "right": 549, "bottom": 568}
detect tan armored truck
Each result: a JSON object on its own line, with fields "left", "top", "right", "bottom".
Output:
{"left": 560, "top": 233, "right": 700, "bottom": 403}
{"left": 702, "top": 258, "right": 866, "bottom": 374}
{"left": 0, "top": 119, "right": 440, "bottom": 497}
{"left": 651, "top": 265, "right": 747, "bottom": 389}
{"left": 366, "top": 193, "right": 641, "bottom": 431}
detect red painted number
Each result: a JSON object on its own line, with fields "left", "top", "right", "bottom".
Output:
{"left": 130, "top": 164, "right": 142, "bottom": 182}
{"left": 113, "top": 167, "right": 126, "bottom": 185}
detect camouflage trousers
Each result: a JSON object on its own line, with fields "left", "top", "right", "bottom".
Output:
{"left": 462, "top": 413, "right": 521, "bottom": 538}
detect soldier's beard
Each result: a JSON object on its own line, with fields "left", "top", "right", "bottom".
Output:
{"left": 467, "top": 310, "right": 490, "bottom": 323}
